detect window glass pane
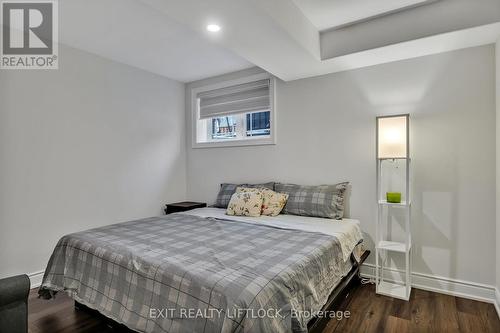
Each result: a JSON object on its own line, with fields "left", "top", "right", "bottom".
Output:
{"left": 199, "top": 111, "right": 271, "bottom": 143}
{"left": 246, "top": 111, "right": 270, "bottom": 137}
{"left": 211, "top": 116, "right": 238, "bottom": 139}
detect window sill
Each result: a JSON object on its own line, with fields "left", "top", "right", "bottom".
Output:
{"left": 192, "top": 137, "right": 276, "bottom": 149}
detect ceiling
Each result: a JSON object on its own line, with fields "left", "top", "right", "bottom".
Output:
{"left": 57, "top": 0, "right": 252, "bottom": 82}
{"left": 291, "top": 0, "right": 432, "bottom": 31}
{"left": 138, "top": 0, "right": 500, "bottom": 81}
{"left": 40, "top": 0, "right": 500, "bottom": 83}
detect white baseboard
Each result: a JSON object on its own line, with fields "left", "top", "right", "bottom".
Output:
{"left": 360, "top": 263, "right": 497, "bottom": 304}
{"left": 495, "top": 288, "right": 500, "bottom": 319}
{"left": 28, "top": 270, "right": 44, "bottom": 289}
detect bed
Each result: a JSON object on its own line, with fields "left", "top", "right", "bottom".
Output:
{"left": 39, "top": 207, "right": 366, "bottom": 333}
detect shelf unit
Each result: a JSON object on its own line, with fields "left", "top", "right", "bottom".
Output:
{"left": 375, "top": 115, "right": 412, "bottom": 301}
{"left": 378, "top": 200, "right": 410, "bottom": 207}
{"left": 377, "top": 240, "right": 410, "bottom": 253}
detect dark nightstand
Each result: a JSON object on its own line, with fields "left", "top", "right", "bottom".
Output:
{"left": 164, "top": 201, "right": 207, "bottom": 215}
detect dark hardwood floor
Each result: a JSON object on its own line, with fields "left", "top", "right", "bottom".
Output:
{"left": 28, "top": 284, "right": 500, "bottom": 333}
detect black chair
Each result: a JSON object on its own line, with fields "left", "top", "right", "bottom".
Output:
{"left": 0, "top": 274, "right": 30, "bottom": 333}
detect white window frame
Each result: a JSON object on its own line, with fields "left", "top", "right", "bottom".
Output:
{"left": 191, "top": 73, "right": 276, "bottom": 148}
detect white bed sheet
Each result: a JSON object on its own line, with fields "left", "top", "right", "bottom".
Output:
{"left": 180, "top": 207, "right": 363, "bottom": 262}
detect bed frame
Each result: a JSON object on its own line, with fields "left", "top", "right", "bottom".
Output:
{"left": 307, "top": 250, "right": 370, "bottom": 333}
{"left": 75, "top": 250, "right": 370, "bottom": 332}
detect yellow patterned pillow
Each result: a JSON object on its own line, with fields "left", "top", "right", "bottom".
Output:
{"left": 236, "top": 187, "right": 289, "bottom": 217}
{"left": 226, "top": 191, "right": 264, "bottom": 217}
{"left": 261, "top": 189, "right": 289, "bottom": 216}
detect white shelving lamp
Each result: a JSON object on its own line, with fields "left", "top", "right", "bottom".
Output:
{"left": 375, "top": 114, "right": 411, "bottom": 301}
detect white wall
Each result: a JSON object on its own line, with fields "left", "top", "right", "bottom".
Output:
{"left": 0, "top": 45, "right": 187, "bottom": 278}
{"left": 496, "top": 39, "right": 500, "bottom": 309}
{"left": 186, "top": 46, "right": 496, "bottom": 286}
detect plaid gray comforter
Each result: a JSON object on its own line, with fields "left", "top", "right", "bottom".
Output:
{"left": 39, "top": 213, "right": 351, "bottom": 333}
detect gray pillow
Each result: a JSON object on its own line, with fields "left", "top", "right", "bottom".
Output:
{"left": 275, "top": 182, "right": 349, "bottom": 219}
{"left": 214, "top": 182, "right": 275, "bottom": 208}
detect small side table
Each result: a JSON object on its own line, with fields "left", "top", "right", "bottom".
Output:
{"left": 164, "top": 201, "right": 207, "bottom": 215}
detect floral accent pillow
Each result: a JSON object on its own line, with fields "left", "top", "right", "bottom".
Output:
{"left": 236, "top": 187, "right": 289, "bottom": 217}
{"left": 226, "top": 191, "right": 264, "bottom": 217}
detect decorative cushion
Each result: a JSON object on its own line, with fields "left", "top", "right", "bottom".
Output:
{"left": 226, "top": 191, "right": 264, "bottom": 217}
{"left": 214, "top": 182, "right": 275, "bottom": 208}
{"left": 237, "top": 187, "right": 289, "bottom": 217}
{"left": 274, "top": 182, "right": 349, "bottom": 219}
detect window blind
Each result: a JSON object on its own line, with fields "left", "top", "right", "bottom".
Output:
{"left": 198, "top": 79, "right": 270, "bottom": 119}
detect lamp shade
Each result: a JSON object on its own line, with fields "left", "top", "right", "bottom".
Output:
{"left": 377, "top": 115, "right": 408, "bottom": 159}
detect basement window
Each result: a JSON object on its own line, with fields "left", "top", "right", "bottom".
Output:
{"left": 192, "top": 74, "right": 276, "bottom": 148}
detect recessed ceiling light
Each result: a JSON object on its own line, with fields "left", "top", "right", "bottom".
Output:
{"left": 206, "top": 24, "right": 221, "bottom": 32}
